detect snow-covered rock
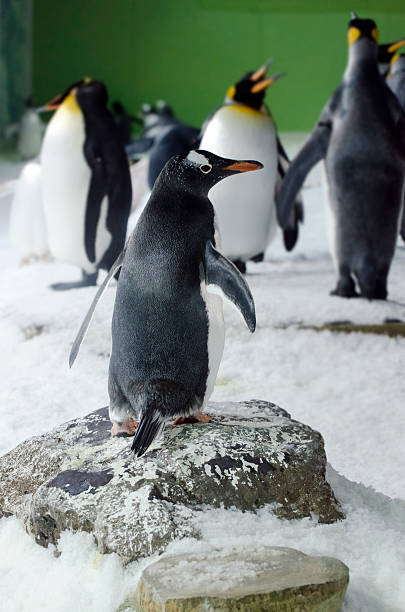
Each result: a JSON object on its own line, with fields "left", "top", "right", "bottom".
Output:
{"left": 0, "top": 400, "right": 343, "bottom": 563}
{"left": 122, "top": 546, "right": 349, "bottom": 612}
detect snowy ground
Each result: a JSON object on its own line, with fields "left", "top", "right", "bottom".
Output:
{"left": 1, "top": 135, "right": 405, "bottom": 611}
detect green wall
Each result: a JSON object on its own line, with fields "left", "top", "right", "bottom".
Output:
{"left": 33, "top": 0, "right": 405, "bottom": 131}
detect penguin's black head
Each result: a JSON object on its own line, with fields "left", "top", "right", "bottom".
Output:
{"left": 347, "top": 13, "right": 378, "bottom": 47}
{"left": 43, "top": 78, "right": 108, "bottom": 113}
{"left": 226, "top": 59, "right": 285, "bottom": 111}
{"left": 160, "top": 149, "right": 263, "bottom": 197}
{"left": 156, "top": 100, "right": 175, "bottom": 118}
{"left": 76, "top": 80, "right": 108, "bottom": 113}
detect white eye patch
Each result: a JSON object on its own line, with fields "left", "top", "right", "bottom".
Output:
{"left": 186, "top": 150, "right": 210, "bottom": 166}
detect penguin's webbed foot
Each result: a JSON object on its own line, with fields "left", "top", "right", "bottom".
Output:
{"left": 111, "top": 418, "right": 139, "bottom": 437}
{"left": 173, "top": 412, "right": 211, "bottom": 425}
{"left": 250, "top": 252, "right": 264, "bottom": 263}
{"left": 50, "top": 270, "right": 98, "bottom": 291}
{"left": 330, "top": 275, "right": 358, "bottom": 298}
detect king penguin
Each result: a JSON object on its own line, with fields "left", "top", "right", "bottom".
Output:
{"left": 199, "top": 60, "right": 303, "bottom": 273}
{"left": 277, "top": 14, "right": 405, "bottom": 300}
{"left": 70, "top": 149, "right": 261, "bottom": 457}
{"left": 41, "top": 78, "right": 132, "bottom": 290}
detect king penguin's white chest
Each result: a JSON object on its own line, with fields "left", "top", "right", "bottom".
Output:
{"left": 200, "top": 105, "right": 278, "bottom": 261}
{"left": 41, "top": 105, "right": 111, "bottom": 272}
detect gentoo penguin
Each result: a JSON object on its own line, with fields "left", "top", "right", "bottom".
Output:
{"left": 277, "top": 14, "right": 405, "bottom": 300}
{"left": 199, "top": 60, "right": 303, "bottom": 273}
{"left": 41, "top": 78, "right": 132, "bottom": 290}
{"left": 9, "top": 160, "right": 49, "bottom": 264}
{"left": 387, "top": 53, "right": 405, "bottom": 242}
{"left": 70, "top": 149, "right": 260, "bottom": 457}
{"left": 17, "top": 97, "right": 44, "bottom": 160}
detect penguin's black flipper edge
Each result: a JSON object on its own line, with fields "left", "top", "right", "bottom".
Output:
{"left": 276, "top": 125, "right": 330, "bottom": 228}
{"left": 69, "top": 249, "right": 126, "bottom": 368}
{"left": 204, "top": 241, "right": 256, "bottom": 332}
{"left": 85, "top": 158, "right": 107, "bottom": 263}
{"left": 282, "top": 197, "right": 304, "bottom": 251}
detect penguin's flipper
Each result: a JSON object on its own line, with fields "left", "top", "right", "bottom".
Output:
{"left": 69, "top": 249, "right": 126, "bottom": 368}
{"left": 276, "top": 124, "right": 330, "bottom": 228}
{"left": 84, "top": 155, "right": 107, "bottom": 263}
{"left": 276, "top": 138, "right": 304, "bottom": 251}
{"left": 204, "top": 241, "right": 256, "bottom": 332}
{"left": 283, "top": 196, "right": 304, "bottom": 252}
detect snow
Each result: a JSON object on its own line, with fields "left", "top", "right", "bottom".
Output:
{"left": 1, "top": 135, "right": 405, "bottom": 610}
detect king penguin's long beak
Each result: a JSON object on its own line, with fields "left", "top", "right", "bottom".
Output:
{"left": 250, "top": 71, "right": 285, "bottom": 94}
{"left": 388, "top": 39, "right": 405, "bottom": 53}
{"left": 250, "top": 57, "right": 273, "bottom": 82}
{"left": 223, "top": 161, "right": 263, "bottom": 172}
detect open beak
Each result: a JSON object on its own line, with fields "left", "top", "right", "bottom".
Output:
{"left": 388, "top": 39, "right": 405, "bottom": 53}
{"left": 250, "top": 57, "right": 273, "bottom": 82}
{"left": 250, "top": 71, "right": 285, "bottom": 94}
{"left": 223, "top": 160, "right": 263, "bottom": 173}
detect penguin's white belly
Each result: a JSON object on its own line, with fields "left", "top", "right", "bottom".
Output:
{"left": 41, "top": 109, "right": 111, "bottom": 272}
{"left": 201, "top": 107, "right": 277, "bottom": 260}
{"left": 200, "top": 281, "right": 225, "bottom": 408}
{"left": 9, "top": 161, "right": 48, "bottom": 259}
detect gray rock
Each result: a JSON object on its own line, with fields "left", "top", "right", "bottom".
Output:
{"left": 120, "top": 547, "right": 349, "bottom": 612}
{"left": 0, "top": 400, "right": 344, "bottom": 562}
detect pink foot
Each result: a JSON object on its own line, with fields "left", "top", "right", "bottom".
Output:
{"left": 173, "top": 412, "right": 211, "bottom": 425}
{"left": 111, "top": 418, "right": 138, "bottom": 437}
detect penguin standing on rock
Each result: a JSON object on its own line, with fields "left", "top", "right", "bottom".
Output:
{"left": 199, "top": 60, "right": 303, "bottom": 273}
{"left": 41, "top": 79, "right": 132, "bottom": 290}
{"left": 277, "top": 14, "right": 405, "bottom": 300}
{"left": 70, "top": 150, "right": 260, "bottom": 457}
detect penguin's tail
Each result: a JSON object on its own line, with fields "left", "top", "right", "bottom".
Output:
{"left": 131, "top": 411, "right": 165, "bottom": 458}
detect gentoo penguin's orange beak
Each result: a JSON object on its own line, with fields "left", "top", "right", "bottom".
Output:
{"left": 250, "top": 72, "right": 285, "bottom": 94}
{"left": 388, "top": 39, "right": 405, "bottom": 53}
{"left": 223, "top": 161, "right": 264, "bottom": 172}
